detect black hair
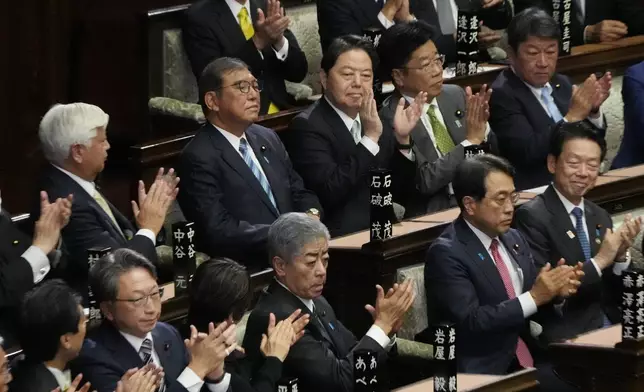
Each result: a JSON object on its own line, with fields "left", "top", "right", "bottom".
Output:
{"left": 507, "top": 7, "right": 561, "bottom": 53}
{"left": 453, "top": 154, "right": 516, "bottom": 209}
{"left": 89, "top": 248, "right": 158, "bottom": 303}
{"left": 549, "top": 121, "right": 607, "bottom": 161}
{"left": 377, "top": 20, "right": 439, "bottom": 81}
{"left": 320, "top": 35, "right": 379, "bottom": 73}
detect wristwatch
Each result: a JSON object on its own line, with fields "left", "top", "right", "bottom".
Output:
{"left": 306, "top": 208, "right": 320, "bottom": 218}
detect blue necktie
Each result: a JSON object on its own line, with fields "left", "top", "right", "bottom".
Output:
{"left": 541, "top": 85, "right": 563, "bottom": 122}
{"left": 572, "top": 207, "right": 592, "bottom": 262}
{"left": 239, "top": 138, "right": 278, "bottom": 211}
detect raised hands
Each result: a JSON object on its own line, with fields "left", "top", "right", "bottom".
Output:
{"left": 260, "top": 309, "right": 309, "bottom": 361}
{"left": 392, "top": 91, "right": 428, "bottom": 146}
{"left": 594, "top": 216, "right": 643, "bottom": 270}
{"left": 465, "top": 84, "right": 492, "bottom": 145}
{"left": 616, "top": 214, "right": 643, "bottom": 260}
{"left": 254, "top": 0, "right": 290, "bottom": 50}
{"left": 366, "top": 279, "right": 415, "bottom": 336}
{"left": 131, "top": 167, "right": 180, "bottom": 236}
{"left": 359, "top": 87, "right": 383, "bottom": 144}
{"left": 529, "top": 262, "right": 580, "bottom": 306}
{"left": 33, "top": 190, "right": 73, "bottom": 255}
{"left": 566, "top": 73, "right": 610, "bottom": 122}
{"left": 185, "top": 321, "right": 238, "bottom": 380}
{"left": 591, "top": 72, "right": 612, "bottom": 114}
{"left": 117, "top": 365, "right": 164, "bottom": 392}
{"left": 553, "top": 259, "right": 584, "bottom": 298}
{"left": 51, "top": 374, "right": 94, "bottom": 392}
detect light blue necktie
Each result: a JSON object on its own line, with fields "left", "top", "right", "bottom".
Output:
{"left": 239, "top": 138, "right": 278, "bottom": 211}
{"left": 572, "top": 207, "right": 592, "bottom": 263}
{"left": 541, "top": 85, "right": 564, "bottom": 122}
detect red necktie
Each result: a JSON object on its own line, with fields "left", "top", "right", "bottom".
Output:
{"left": 490, "top": 239, "right": 534, "bottom": 368}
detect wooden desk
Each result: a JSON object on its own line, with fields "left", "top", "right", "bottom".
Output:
{"left": 394, "top": 369, "right": 538, "bottom": 392}
{"left": 549, "top": 325, "right": 644, "bottom": 391}
{"left": 328, "top": 166, "right": 644, "bottom": 334}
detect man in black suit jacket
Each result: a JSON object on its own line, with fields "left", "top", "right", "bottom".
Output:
{"left": 178, "top": 57, "right": 321, "bottom": 265}
{"left": 0, "top": 192, "right": 70, "bottom": 347}
{"left": 425, "top": 155, "right": 581, "bottom": 389}
{"left": 73, "top": 249, "right": 237, "bottom": 392}
{"left": 514, "top": 122, "right": 642, "bottom": 343}
{"left": 243, "top": 213, "right": 414, "bottom": 392}
{"left": 514, "top": 0, "right": 644, "bottom": 46}
{"left": 34, "top": 103, "right": 178, "bottom": 298}
{"left": 183, "top": 0, "right": 307, "bottom": 115}
{"left": 283, "top": 35, "right": 422, "bottom": 236}
{"left": 489, "top": 9, "right": 610, "bottom": 190}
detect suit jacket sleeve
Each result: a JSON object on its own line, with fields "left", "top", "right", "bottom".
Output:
{"left": 178, "top": 150, "right": 270, "bottom": 254}
{"left": 425, "top": 240, "right": 526, "bottom": 334}
{"left": 264, "top": 28, "right": 308, "bottom": 83}
{"left": 317, "top": 0, "right": 365, "bottom": 51}
{"left": 230, "top": 357, "right": 283, "bottom": 392}
{"left": 287, "top": 117, "right": 379, "bottom": 211}
{"left": 615, "top": 0, "right": 644, "bottom": 36}
{"left": 0, "top": 256, "right": 33, "bottom": 309}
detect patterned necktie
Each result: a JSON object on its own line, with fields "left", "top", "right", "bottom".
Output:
{"left": 93, "top": 191, "right": 125, "bottom": 238}
{"left": 239, "top": 138, "right": 279, "bottom": 211}
{"left": 350, "top": 121, "right": 361, "bottom": 144}
{"left": 139, "top": 338, "right": 153, "bottom": 365}
{"left": 572, "top": 207, "right": 592, "bottom": 262}
{"left": 489, "top": 239, "right": 535, "bottom": 368}
{"left": 540, "top": 85, "right": 563, "bottom": 122}
{"left": 238, "top": 8, "right": 254, "bottom": 40}
{"left": 436, "top": 0, "right": 456, "bottom": 35}
{"left": 427, "top": 105, "right": 456, "bottom": 155}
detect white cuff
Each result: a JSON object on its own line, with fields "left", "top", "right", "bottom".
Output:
{"left": 590, "top": 258, "right": 603, "bottom": 277}
{"left": 399, "top": 149, "right": 415, "bottom": 161}
{"left": 360, "top": 136, "right": 380, "bottom": 156}
{"left": 377, "top": 11, "right": 395, "bottom": 29}
{"left": 177, "top": 367, "right": 205, "bottom": 392}
{"left": 272, "top": 37, "right": 289, "bottom": 60}
{"left": 206, "top": 373, "right": 232, "bottom": 392}
{"left": 613, "top": 259, "right": 631, "bottom": 276}
{"left": 518, "top": 291, "right": 538, "bottom": 318}
{"left": 135, "top": 229, "right": 156, "bottom": 244}
{"left": 587, "top": 111, "right": 605, "bottom": 129}
{"left": 22, "top": 245, "right": 51, "bottom": 283}
{"left": 366, "top": 324, "right": 391, "bottom": 349}
{"left": 460, "top": 123, "right": 490, "bottom": 147}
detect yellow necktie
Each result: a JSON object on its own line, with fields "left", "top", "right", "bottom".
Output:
{"left": 238, "top": 8, "right": 254, "bottom": 40}
{"left": 93, "top": 191, "right": 125, "bottom": 238}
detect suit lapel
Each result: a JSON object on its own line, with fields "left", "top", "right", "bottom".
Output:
{"left": 32, "top": 362, "right": 60, "bottom": 390}
{"left": 312, "top": 298, "right": 345, "bottom": 353}
{"left": 319, "top": 98, "right": 358, "bottom": 155}
{"left": 584, "top": 203, "right": 603, "bottom": 256}
{"left": 212, "top": 0, "right": 248, "bottom": 51}
{"left": 98, "top": 322, "right": 145, "bottom": 371}
{"left": 436, "top": 89, "right": 467, "bottom": 144}
{"left": 505, "top": 70, "right": 556, "bottom": 126}
{"left": 152, "top": 326, "right": 175, "bottom": 369}
{"left": 498, "top": 232, "right": 531, "bottom": 293}
{"left": 551, "top": 77, "right": 571, "bottom": 117}
{"left": 388, "top": 91, "right": 439, "bottom": 164}
{"left": 542, "top": 186, "right": 587, "bottom": 265}
{"left": 246, "top": 130, "right": 281, "bottom": 216}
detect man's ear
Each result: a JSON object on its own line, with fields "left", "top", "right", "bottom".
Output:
{"left": 319, "top": 70, "right": 328, "bottom": 92}
{"left": 392, "top": 69, "right": 404, "bottom": 90}
{"left": 547, "top": 154, "right": 557, "bottom": 175}
{"left": 100, "top": 302, "right": 114, "bottom": 322}
{"left": 462, "top": 196, "right": 477, "bottom": 217}
{"left": 70, "top": 144, "right": 84, "bottom": 164}
{"left": 272, "top": 256, "right": 288, "bottom": 279}
{"left": 204, "top": 91, "right": 220, "bottom": 113}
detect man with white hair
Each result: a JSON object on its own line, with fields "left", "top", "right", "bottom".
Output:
{"left": 33, "top": 103, "right": 179, "bottom": 299}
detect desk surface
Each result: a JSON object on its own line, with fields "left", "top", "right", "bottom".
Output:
{"left": 569, "top": 324, "right": 622, "bottom": 347}
{"left": 394, "top": 369, "right": 537, "bottom": 391}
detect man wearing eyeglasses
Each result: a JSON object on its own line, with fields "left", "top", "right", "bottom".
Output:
{"left": 178, "top": 57, "right": 321, "bottom": 266}
{"left": 73, "top": 248, "right": 237, "bottom": 392}
{"left": 377, "top": 20, "right": 498, "bottom": 217}
{"left": 424, "top": 154, "right": 582, "bottom": 390}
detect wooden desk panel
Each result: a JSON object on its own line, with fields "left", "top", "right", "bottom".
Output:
{"left": 603, "top": 164, "right": 644, "bottom": 179}
{"left": 394, "top": 369, "right": 538, "bottom": 392}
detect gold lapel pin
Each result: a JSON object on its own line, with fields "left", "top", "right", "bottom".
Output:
{"left": 12, "top": 240, "right": 18, "bottom": 245}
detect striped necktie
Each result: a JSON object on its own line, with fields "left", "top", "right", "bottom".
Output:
{"left": 139, "top": 338, "right": 153, "bottom": 364}
{"left": 572, "top": 207, "right": 592, "bottom": 262}
{"left": 239, "top": 138, "right": 278, "bottom": 211}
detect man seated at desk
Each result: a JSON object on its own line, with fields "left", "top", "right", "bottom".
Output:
{"left": 378, "top": 20, "right": 498, "bottom": 217}
{"left": 425, "top": 154, "right": 582, "bottom": 390}
{"left": 178, "top": 57, "right": 321, "bottom": 266}
{"left": 282, "top": 35, "right": 424, "bottom": 237}
{"left": 183, "top": 0, "right": 308, "bottom": 115}
{"left": 489, "top": 8, "right": 611, "bottom": 190}
{"left": 514, "top": 121, "right": 642, "bottom": 343}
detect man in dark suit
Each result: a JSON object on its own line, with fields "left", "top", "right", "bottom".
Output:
{"left": 489, "top": 8, "right": 610, "bottom": 190}
{"left": 178, "top": 57, "right": 321, "bottom": 266}
{"left": 514, "top": 0, "right": 644, "bottom": 46}
{"left": 612, "top": 61, "right": 644, "bottom": 169}
{"left": 317, "top": 0, "right": 511, "bottom": 62}
{"left": 73, "top": 248, "right": 237, "bottom": 392}
{"left": 35, "top": 103, "right": 179, "bottom": 297}
{"left": 183, "top": 0, "right": 307, "bottom": 115}
{"left": 377, "top": 21, "right": 498, "bottom": 217}
{"left": 283, "top": 36, "right": 422, "bottom": 236}
{"left": 514, "top": 121, "right": 642, "bottom": 343}
{"left": 425, "top": 154, "right": 582, "bottom": 389}
{"left": 0, "top": 191, "right": 71, "bottom": 347}
{"left": 243, "top": 212, "right": 415, "bottom": 392}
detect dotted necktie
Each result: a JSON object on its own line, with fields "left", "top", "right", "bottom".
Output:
{"left": 572, "top": 207, "right": 592, "bottom": 262}
{"left": 427, "top": 105, "right": 456, "bottom": 155}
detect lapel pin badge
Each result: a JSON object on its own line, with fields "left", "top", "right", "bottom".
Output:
{"left": 477, "top": 252, "right": 485, "bottom": 260}
{"left": 455, "top": 109, "right": 463, "bottom": 118}
{"left": 566, "top": 230, "right": 575, "bottom": 239}
{"left": 555, "top": 83, "right": 561, "bottom": 89}
{"left": 328, "top": 322, "right": 335, "bottom": 330}
{"left": 513, "top": 243, "right": 520, "bottom": 254}
{"left": 596, "top": 238, "right": 602, "bottom": 245}
{"left": 12, "top": 240, "right": 18, "bottom": 245}
{"left": 455, "top": 119, "right": 462, "bottom": 128}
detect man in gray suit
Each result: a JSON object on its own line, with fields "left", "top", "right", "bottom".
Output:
{"left": 378, "top": 20, "right": 498, "bottom": 217}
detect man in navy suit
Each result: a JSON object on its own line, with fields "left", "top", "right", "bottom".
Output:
{"left": 73, "top": 248, "right": 238, "bottom": 392}
{"left": 489, "top": 8, "right": 610, "bottom": 190}
{"left": 425, "top": 155, "right": 582, "bottom": 389}
{"left": 612, "top": 61, "right": 644, "bottom": 169}
{"left": 178, "top": 57, "right": 321, "bottom": 266}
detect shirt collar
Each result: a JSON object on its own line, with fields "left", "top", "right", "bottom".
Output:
{"left": 552, "top": 183, "right": 585, "bottom": 215}
{"left": 45, "top": 367, "right": 72, "bottom": 389}
{"left": 324, "top": 96, "right": 361, "bottom": 132}
{"left": 119, "top": 330, "right": 154, "bottom": 354}
{"left": 275, "top": 278, "right": 314, "bottom": 313}
{"left": 464, "top": 219, "right": 497, "bottom": 251}
{"left": 53, "top": 164, "right": 96, "bottom": 197}
{"left": 225, "top": 0, "right": 251, "bottom": 21}
{"left": 511, "top": 67, "right": 552, "bottom": 98}
{"left": 212, "top": 122, "right": 248, "bottom": 153}
{"left": 402, "top": 94, "right": 436, "bottom": 114}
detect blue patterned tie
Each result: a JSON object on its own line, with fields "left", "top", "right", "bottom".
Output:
{"left": 239, "top": 138, "right": 278, "bottom": 211}
{"left": 541, "top": 85, "right": 563, "bottom": 122}
{"left": 572, "top": 207, "right": 592, "bottom": 262}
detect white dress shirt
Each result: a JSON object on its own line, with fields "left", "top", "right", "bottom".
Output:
{"left": 53, "top": 165, "right": 156, "bottom": 244}
{"left": 465, "top": 220, "right": 538, "bottom": 318}
{"left": 46, "top": 366, "right": 72, "bottom": 390}
{"left": 224, "top": 0, "right": 289, "bottom": 60}
{"left": 521, "top": 80, "right": 606, "bottom": 129}
{"left": 275, "top": 279, "right": 395, "bottom": 350}
{"left": 324, "top": 97, "right": 380, "bottom": 156}
{"left": 552, "top": 185, "right": 630, "bottom": 276}
{"left": 120, "top": 330, "right": 231, "bottom": 392}
{"left": 213, "top": 124, "right": 270, "bottom": 179}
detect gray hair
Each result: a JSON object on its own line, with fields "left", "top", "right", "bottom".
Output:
{"left": 38, "top": 103, "right": 109, "bottom": 166}
{"left": 268, "top": 212, "right": 330, "bottom": 264}
{"left": 89, "top": 248, "right": 157, "bottom": 303}
{"left": 198, "top": 57, "right": 249, "bottom": 114}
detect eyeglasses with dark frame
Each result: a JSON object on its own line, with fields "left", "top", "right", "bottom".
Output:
{"left": 217, "top": 80, "right": 263, "bottom": 94}
{"left": 404, "top": 54, "right": 447, "bottom": 73}
{"left": 114, "top": 287, "right": 165, "bottom": 308}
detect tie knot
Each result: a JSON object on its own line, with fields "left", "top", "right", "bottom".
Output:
{"left": 141, "top": 338, "right": 152, "bottom": 352}
{"left": 238, "top": 7, "right": 249, "bottom": 19}
{"left": 571, "top": 207, "right": 583, "bottom": 219}
{"left": 490, "top": 238, "right": 499, "bottom": 252}
{"left": 239, "top": 137, "right": 248, "bottom": 153}
{"left": 427, "top": 104, "right": 438, "bottom": 115}
{"left": 541, "top": 85, "right": 553, "bottom": 99}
